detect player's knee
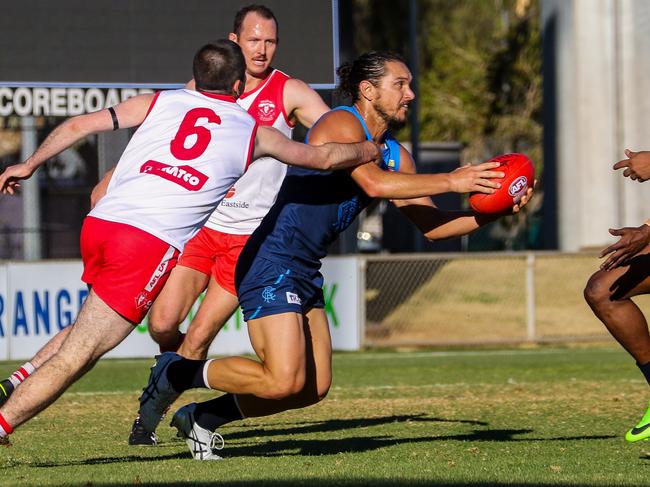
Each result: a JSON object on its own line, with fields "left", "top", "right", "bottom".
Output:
{"left": 584, "top": 271, "right": 613, "bottom": 307}
{"left": 267, "top": 369, "right": 306, "bottom": 400}
{"left": 149, "top": 308, "right": 174, "bottom": 332}
{"left": 148, "top": 305, "right": 180, "bottom": 338}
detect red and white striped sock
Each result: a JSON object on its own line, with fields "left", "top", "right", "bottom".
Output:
{"left": 0, "top": 413, "right": 13, "bottom": 437}
{"left": 8, "top": 362, "right": 35, "bottom": 388}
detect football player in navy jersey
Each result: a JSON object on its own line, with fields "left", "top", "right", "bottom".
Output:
{"left": 138, "top": 51, "right": 533, "bottom": 460}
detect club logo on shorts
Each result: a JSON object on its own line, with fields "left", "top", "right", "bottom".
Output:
{"left": 135, "top": 291, "right": 152, "bottom": 310}
{"left": 262, "top": 286, "right": 276, "bottom": 303}
{"left": 286, "top": 292, "right": 301, "bottom": 305}
{"left": 140, "top": 160, "right": 208, "bottom": 191}
{"left": 257, "top": 99, "right": 277, "bottom": 123}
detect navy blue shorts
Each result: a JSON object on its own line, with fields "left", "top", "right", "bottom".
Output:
{"left": 236, "top": 257, "right": 325, "bottom": 321}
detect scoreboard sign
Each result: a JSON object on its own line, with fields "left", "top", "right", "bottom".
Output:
{"left": 0, "top": 0, "right": 338, "bottom": 116}
{"left": 0, "top": 87, "right": 154, "bottom": 117}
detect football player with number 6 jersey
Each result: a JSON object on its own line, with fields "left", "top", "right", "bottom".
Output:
{"left": 0, "top": 39, "right": 379, "bottom": 445}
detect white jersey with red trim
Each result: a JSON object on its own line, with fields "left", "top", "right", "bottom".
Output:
{"left": 90, "top": 89, "right": 257, "bottom": 251}
{"left": 205, "top": 69, "right": 294, "bottom": 235}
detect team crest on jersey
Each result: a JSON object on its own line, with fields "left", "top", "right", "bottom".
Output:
{"left": 257, "top": 99, "right": 277, "bottom": 122}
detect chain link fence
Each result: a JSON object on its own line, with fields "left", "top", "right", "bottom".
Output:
{"left": 363, "top": 252, "right": 649, "bottom": 347}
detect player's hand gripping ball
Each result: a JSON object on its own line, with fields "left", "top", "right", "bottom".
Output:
{"left": 469, "top": 153, "right": 534, "bottom": 214}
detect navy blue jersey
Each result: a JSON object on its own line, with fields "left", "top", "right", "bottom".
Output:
{"left": 236, "top": 106, "right": 401, "bottom": 286}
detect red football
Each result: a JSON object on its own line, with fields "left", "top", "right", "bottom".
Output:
{"left": 469, "top": 153, "right": 534, "bottom": 214}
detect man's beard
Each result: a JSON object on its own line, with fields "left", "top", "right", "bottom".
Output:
{"left": 374, "top": 102, "right": 408, "bottom": 132}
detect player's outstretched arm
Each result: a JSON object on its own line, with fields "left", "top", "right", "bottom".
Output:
{"left": 391, "top": 148, "right": 534, "bottom": 240}
{"left": 351, "top": 161, "right": 504, "bottom": 199}
{"left": 306, "top": 110, "right": 504, "bottom": 199}
{"left": 350, "top": 144, "right": 504, "bottom": 199}
{"left": 0, "top": 94, "right": 155, "bottom": 195}
{"left": 613, "top": 149, "right": 650, "bottom": 182}
{"left": 599, "top": 222, "right": 650, "bottom": 270}
{"left": 253, "top": 125, "right": 380, "bottom": 171}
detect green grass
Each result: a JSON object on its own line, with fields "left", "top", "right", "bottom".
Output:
{"left": 1, "top": 347, "right": 650, "bottom": 486}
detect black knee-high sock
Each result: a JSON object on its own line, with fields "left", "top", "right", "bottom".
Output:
{"left": 194, "top": 393, "right": 244, "bottom": 431}
{"left": 638, "top": 362, "right": 650, "bottom": 386}
{"left": 166, "top": 358, "right": 209, "bottom": 392}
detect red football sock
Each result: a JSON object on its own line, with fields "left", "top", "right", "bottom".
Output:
{"left": 9, "top": 362, "right": 35, "bottom": 388}
{"left": 0, "top": 413, "right": 13, "bottom": 436}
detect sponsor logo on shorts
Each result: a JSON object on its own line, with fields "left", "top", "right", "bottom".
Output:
{"left": 144, "top": 246, "right": 175, "bottom": 292}
{"left": 225, "top": 186, "right": 236, "bottom": 199}
{"left": 145, "top": 261, "right": 169, "bottom": 292}
{"left": 286, "top": 292, "right": 301, "bottom": 305}
{"left": 262, "top": 286, "right": 276, "bottom": 303}
{"left": 257, "top": 99, "right": 277, "bottom": 123}
{"left": 508, "top": 176, "right": 528, "bottom": 197}
{"left": 140, "top": 160, "right": 208, "bottom": 191}
{"left": 135, "top": 291, "right": 152, "bottom": 310}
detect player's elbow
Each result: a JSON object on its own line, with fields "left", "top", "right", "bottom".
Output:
{"left": 422, "top": 226, "right": 459, "bottom": 242}
{"left": 357, "top": 178, "right": 388, "bottom": 198}
{"left": 423, "top": 230, "right": 444, "bottom": 242}
{"left": 317, "top": 146, "right": 342, "bottom": 171}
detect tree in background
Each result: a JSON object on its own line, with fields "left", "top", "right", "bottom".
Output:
{"left": 352, "top": 0, "right": 542, "bottom": 250}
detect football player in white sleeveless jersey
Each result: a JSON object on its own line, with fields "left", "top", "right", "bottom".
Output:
{"left": 0, "top": 5, "right": 330, "bottom": 446}
{"left": 134, "top": 6, "right": 330, "bottom": 444}
{"left": 0, "top": 40, "right": 379, "bottom": 445}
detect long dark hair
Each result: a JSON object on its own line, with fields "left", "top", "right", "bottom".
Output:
{"left": 336, "top": 51, "right": 406, "bottom": 102}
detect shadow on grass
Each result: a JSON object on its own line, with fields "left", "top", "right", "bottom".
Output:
{"left": 23, "top": 415, "right": 615, "bottom": 469}
{"left": 223, "top": 413, "right": 489, "bottom": 441}
{"left": 222, "top": 429, "right": 614, "bottom": 458}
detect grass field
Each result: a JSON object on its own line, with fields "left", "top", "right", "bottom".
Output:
{"left": 2, "top": 347, "right": 650, "bottom": 486}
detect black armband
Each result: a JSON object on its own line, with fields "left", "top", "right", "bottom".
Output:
{"left": 108, "top": 106, "right": 119, "bottom": 131}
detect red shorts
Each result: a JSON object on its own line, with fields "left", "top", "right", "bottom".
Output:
{"left": 80, "top": 216, "right": 180, "bottom": 323}
{"left": 177, "top": 227, "right": 250, "bottom": 295}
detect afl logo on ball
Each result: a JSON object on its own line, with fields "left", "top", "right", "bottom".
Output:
{"left": 257, "top": 100, "right": 277, "bottom": 122}
{"left": 508, "top": 176, "right": 528, "bottom": 197}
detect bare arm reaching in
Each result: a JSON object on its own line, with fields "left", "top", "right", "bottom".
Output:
{"left": 309, "top": 110, "right": 505, "bottom": 198}
{"left": 252, "top": 125, "right": 380, "bottom": 171}
{"left": 0, "top": 94, "right": 155, "bottom": 194}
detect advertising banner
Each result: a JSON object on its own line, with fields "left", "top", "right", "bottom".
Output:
{"left": 1, "top": 256, "right": 361, "bottom": 360}
{"left": 320, "top": 256, "right": 361, "bottom": 351}
{"left": 5, "top": 261, "right": 87, "bottom": 360}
